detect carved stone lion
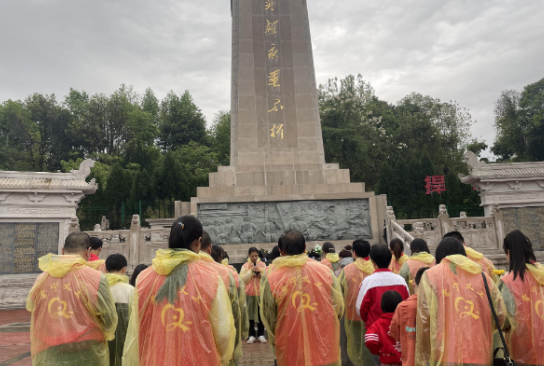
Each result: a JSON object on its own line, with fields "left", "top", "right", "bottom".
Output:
{"left": 413, "top": 222, "right": 425, "bottom": 235}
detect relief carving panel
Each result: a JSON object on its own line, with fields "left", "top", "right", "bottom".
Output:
{"left": 503, "top": 207, "right": 544, "bottom": 250}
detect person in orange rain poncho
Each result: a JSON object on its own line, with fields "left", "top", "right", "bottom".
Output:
{"left": 26, "top": 232, "right": 118, "bottom": 366}
{"left": 444, "top": 231, "right": 499, "bottom": 282}
{"left": 499, "top": 230, "right": 544, "bottom": 366}
{"left": 399, "top": 239, "right": 435, "bottom": 294}
{"left": 240, "top": 247, "right": 267, "bottom": 343}
{"left": 338, "top": 239, "right": 375, "bottom": 366}
{"left": 389, "top": 238, "right": 410, "bottom": 274}
{"left": 199, "top": 232, "right": 248, "bottom": 366}
{"left": 105, "top": 253, "right": 134, "bottom": 366}
{"left": 261, "top": 230, "right": 344, "bottom": 366}
{"left": 122, "top": 216, "right": 235, "bottom": 366}
{"left": 416, "top": 237, "right": 506, "bottom": 366}
{"left": 86, "top": 237, "right": 106, "bottom": 273}
{"left": 321, "top": 242, "right": 341, "bottom": 273}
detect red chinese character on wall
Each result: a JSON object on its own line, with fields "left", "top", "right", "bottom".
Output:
{"left": 425, "top": 175, "right": 446, "bottom": 195}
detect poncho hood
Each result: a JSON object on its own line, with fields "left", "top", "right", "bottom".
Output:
{"left": 443, "top": 254, "right": 482, "bottom": 274}
{"left": 274, "top": 254, "right": 308, "bottom": 268}
{"left": 199, "top": 251, "right": 214, "bottom": 263}
{"left": 353, "top": 257, "right": 375, "bottom": 274}
{"left": 86, "top": 259, "right": 106, "bottom": 270}
{"left": 464, "top": 247, "right": 484, "bottom": 260}
{"left": 326, "top": 253, "right": 340, "bottom": 263}
{"left": 527, "top": 262, "right": 544, "bottom": 285}
{"left": 152, "top": 248, "right": 200, "bottom": 276}
{"left": 39, "top": 254, "right": 86, "bottom": 278}
{"left": 411, "top": 252, "right": 435, "bottom": 264}
{"left": 105, "top": 273, "right": 129, "bottom": 286}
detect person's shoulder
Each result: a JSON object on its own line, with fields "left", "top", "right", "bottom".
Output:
{"left": 79, "top": 265, "right": 103, "bottom": 280}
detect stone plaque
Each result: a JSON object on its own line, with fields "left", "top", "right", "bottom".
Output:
{"left": 198, "top": 199, "right": 371, "bottom": 244}
{"left": 503, "top": 207, "right": 544, "bottom": 251}
{"left": 0, "top": 223, "right": 59, "bottom": 274}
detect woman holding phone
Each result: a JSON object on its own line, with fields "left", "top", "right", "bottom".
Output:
{"left": 240, "top": 247, "right": 267, "bottom": 344}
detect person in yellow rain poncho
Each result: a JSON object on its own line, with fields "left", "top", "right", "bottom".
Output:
{"left": 499, "top": 230, "right": 544, "bottom": 366}
{"left": 321, "top": 242, "right": 341, "bottom": 273}
{"left": 399, "top": 239, "right": 435, "bottom": 294}
{"left": 87, "top": 237, "right": 107, "bottom": 273}
{"left": 416, "top": 237, "right": 506, "bottom": 366}
{"left": 122, "top": 216, "right": 235, "bottom": 366}
{"left": 444, "top": 231, "right": 499, "bottom": 282}
{"left": 105, "top": 254, "right": 134, "bottom": 366}
{"left": 240, "top": 247, "right": 267, "bottom": 343}
{"left": 389, "top": 238, "right": 410, "bottom": 274}
{"left": 261, "top": 230, "right": 344, "bottom": 366}
{"left": 199, "top": 232, "right": 247, "bottom": 366}
{"left": 338, "top": 239, "right": 375, "bottom": 366}
{"left": 26, "top": 232, "right": 118, "bottom": 366}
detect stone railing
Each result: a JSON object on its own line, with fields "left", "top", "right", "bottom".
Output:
{"left": 83, "top": 215, "right": 170, "bottom": 270}
{"left": 386, "top": 204, "right": 505, "bottom": 256}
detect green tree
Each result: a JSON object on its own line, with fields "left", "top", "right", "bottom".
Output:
{"left": 104, "top": 163, "right": 132, "bottom": 208}
{"left": 209, "top": 110, "right": 231, "bottom": 166}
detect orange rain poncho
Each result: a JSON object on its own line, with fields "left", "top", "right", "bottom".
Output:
{"left": 240, "top": 260, "right": 267, "bottom": 322}
{"left": 416, "top": 254, "right": 506, "bottom": 366}
{"left": 465, "top": 247, "right": 499, "bottom": 282}
{"left": 499, "top": 263, "right": 544, "bottom": 366}
{"left": 199, "top": 252, "right": 248, "bottom": 364}
{"left": 260, "top": 254, "right": 344, "bottom": 366}
{"left": 321, "top": 253, "right": 341, "bottom": 273}
{"left": 122, "top": 249, "right": 235, "bottom": 366}
{"left": 87, "top": 259, "right": 107, "bottom": 273}
{"left": 399, "top": 252, "right": 435, "bottom": 294}
{"left": 338, "top": 257, "right": 375, "bottom": 366}
{"left": 26, "top": 254, "right": 118, "bottom": 366}
{"left": 389, "top": 253, "right": 409, "bottom": 274}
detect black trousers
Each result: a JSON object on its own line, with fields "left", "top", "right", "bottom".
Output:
{"left": 249, "top": 307, "right": 265, "bottom": 337}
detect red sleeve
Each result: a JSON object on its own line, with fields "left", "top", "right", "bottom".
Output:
{"left": 389, "top": 307, "right": 401, "bottom": 341}
{"left": 399, "top": 286, "right": 410, "bottom": 300}
{"left": 365, "top": 321, "right": 381, "bottom": 355}
{"left": 360, "top": 288, "right": 373, "bottom": 323}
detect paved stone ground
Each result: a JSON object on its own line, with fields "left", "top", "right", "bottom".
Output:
{"left": 0, "top": 309, "right": 275, "bottom": 366}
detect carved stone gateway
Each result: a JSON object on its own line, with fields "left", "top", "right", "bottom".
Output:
{"left": 0, "top": 160, "right": 97, "bottom": 309}
{"left": 190, "top": 0, "right": 387, "bottom": 248}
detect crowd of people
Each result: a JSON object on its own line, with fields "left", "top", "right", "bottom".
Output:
{"left": 25, "top": 214, "right": 544, "bottom": 366}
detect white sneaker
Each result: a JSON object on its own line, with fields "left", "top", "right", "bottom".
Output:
{"left": 258, "top": 336, "right": 267, "bottom": 343}
{"left": 247, "top": 336, "right": 256, "bottom": 344}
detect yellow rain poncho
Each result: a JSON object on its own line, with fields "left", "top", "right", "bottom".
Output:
{"left": 122, "top": 249, "right": 235, "bottom": 366}
{"left": 240, "top": 260, "right": 267, "bottom": 322}
{"left": 105, "top": 273, "right": 134, "bottom": 366}
{"left": 199, "top": 251, "right": 248, "bottom": 365}
{"left": 399, "top": 252, "right": 435, "bottom": 294}
{"left": 389, "top": 253, "right": 410, "bottom": 274}
{"left": 260, "top": 254, "right": 344, "bottom": 366}
{"left": 321, "top": 253, "right": 341, "bottom": 273}
{"left": 416, "top": 255, "right": 506, "bottom": 366}
{"left": 26, "top": 254, "right": 118, "bottom": 366}
{"left": 87, "top": 259, "right": 107, "bottom": 273}
{"left": 499, "top": 262, "right": 544, "bottom": 366}
{"left": 338, "top": 257, "right": 375, "bottom": 366}
{"left": 465, "top": 247, "right": 499, "bottom": 282}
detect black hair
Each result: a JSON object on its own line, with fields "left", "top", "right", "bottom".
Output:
{"left": 106, "top": 253, "right": 128, "bottom": 272}
{"left": 503, "top": 229, "right": 537, "bottom": 281}
{"left": 389, "top": 238, "right": 404, "bottom": 261}
{"left": 411, "top": 239, "right": 430, "bottom": 254}
{"left": 64, "top": 232, "right": 91, "bottom": 254}
{"left": 224, "top": 252, "right": 230, "bottom": 260}
{"left": 211, "top": 245, "right": 225, "bottom": 264}
{"left": 201, "top": 231, "right": 212, "bottom": 251}
{"left": 370, "top": 244, "right": 392, "bottom": 269}
{"left": 352, "top": 240, "right": 371, "bottom": 258}
{"left": 415, "top": 267, "right": 430, "bottom": 287}
{"left": 322, "top": 242, "right": 335, "bottom": 253}
{"left": 269, "top": 245, "right": 281, "bottom": 261}
{"left": 89, "top": 236, "right": 103, "bottom": 250}
{"left": 444, "top": 231, "right": 465, "bottom": 244}
{"left": 169, "top": 215, "right": 203, "bottom": 251}
{"left": 248, "top": 247, "right": 260, "bottom": 256}
{"left": 130, "top": 264, "right": 148, "bottom": 287}
{"left": 280, "top": 230, "right": 306, "bottom": 255}
{"left": 339, "top": 245, "right": 353, "bottom": 259}
{"left": 381, "top": 291, "right": 403, "bottom": 313}
{"left": 435, "top": 237, "right": 467, "bottom": 264}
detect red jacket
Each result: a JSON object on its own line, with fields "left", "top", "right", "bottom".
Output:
{"left": 365, "top": 313, "right": 402, "bottom": 364}
{"left": 89, "top": 253, "right": 100, "bottom": 261}
{"left": 356, "top": 269, "right": 410, "bottom": 327}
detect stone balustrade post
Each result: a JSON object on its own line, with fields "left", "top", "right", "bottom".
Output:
{"left": 129, "top": 214, "right": 141, "bottom": 270}
{"left": 492, "top": 204, "right": 505, "bottom": 249}
{"left": 438, "top": 204, "right": 450, "bottom": 236}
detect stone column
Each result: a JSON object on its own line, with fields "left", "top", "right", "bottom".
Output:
{"left": 129, "top": 215, "right": 141, "bottom": 270}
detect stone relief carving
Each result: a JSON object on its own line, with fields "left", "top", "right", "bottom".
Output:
{"left": 496, "top": 194, "right": 540, "bottom": 202}
{"left": 506, "top": 181, "right": 523, "bottom": 191}
{"left": 26, "top": 192, "right": 46, "bottom": 203}
{"left": 7, "top": 208, "right": 61, "bottom": 215}
{"left": 198, "top": 199, "right": 372, "bottom": 244}
{"left": 0, "top": 193, "right": 10, "bottom": 202}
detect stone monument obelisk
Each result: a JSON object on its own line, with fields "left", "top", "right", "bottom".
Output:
{"left": 191, "top": 0, "right": 387, "bottom": 257}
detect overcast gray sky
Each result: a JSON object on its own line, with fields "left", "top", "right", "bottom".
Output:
{"left": 1, "top": 0, "right": 543, "bottom": 157}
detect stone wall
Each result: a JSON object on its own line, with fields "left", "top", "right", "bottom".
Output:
{"left": 502, "top": 207, "right": 544, "bottom": 250}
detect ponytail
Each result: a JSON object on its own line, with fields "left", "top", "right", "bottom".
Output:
{"left": 503, "top": 229, "right": 536, "bottom": 281}
{"left": 389, "top": 238, "right": 404, "bottom": 261}
{"left": 168, "top": 215, "right": 203, "bottom": 251}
